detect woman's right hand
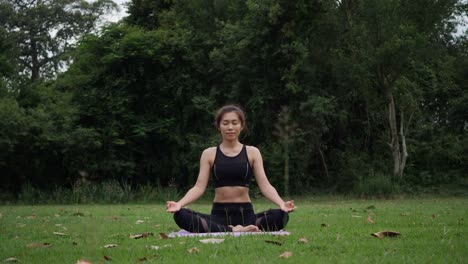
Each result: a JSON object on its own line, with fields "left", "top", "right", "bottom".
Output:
{"left": 166, "top": 201, "right": 182, "bottom": 213}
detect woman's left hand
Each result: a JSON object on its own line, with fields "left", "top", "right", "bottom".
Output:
{"left": 281, "top": 200, "right": 296, "bottom": 212}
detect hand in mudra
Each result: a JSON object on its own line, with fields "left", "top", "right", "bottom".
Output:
{"left": 281, "top": 200, "right": 296, "bottom": 212}
{"left": 166, "top": 201, "right": 181, "bottom": 213}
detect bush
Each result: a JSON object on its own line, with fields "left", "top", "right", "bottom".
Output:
{"left": 355, "top": 173, "right": 400, "bottom": 198}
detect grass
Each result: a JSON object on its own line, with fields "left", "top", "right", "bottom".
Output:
{"left": 0, "top": 197, "right": 467, "bottom": 263}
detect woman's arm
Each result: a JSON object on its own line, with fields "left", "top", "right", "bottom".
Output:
{"left": 166, "top": 148, "right": 213, "bottom": 213}
{"left": 249, "top": 146, "right": 295, "bottom": 212}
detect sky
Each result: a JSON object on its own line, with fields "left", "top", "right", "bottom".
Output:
{"left": 102, "top": 0, "right": 130, "bottom": 23}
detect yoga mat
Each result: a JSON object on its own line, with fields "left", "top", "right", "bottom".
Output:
{"left": 168, "top": 229, "right": 290, "bottom": 238}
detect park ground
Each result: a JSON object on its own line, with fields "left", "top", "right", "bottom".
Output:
{"left": 0, "top": 197, "right": 467, "bottom": 263}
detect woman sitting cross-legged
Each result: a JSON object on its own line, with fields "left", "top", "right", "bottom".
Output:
{"left": 166, "top": 104, "right": 295, "bottom": 232}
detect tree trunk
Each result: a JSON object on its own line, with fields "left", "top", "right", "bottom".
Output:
{"left": 387, "top": 91, "right": 401, "bottom": 178}
{"left": 30, "top": 37, "right": 40, "bottom": 81}
{"left": 399, "top": 111, "right": 408, "bottom": 178}
{"left": 283, "top": 139, "right": 289, "bottom": 197}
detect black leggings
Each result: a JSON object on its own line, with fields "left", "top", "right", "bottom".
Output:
{"left": 173, "top": 203, "right": 289, "bottom": 233}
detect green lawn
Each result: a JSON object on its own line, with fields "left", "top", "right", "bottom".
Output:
{"left": 0, "top": 197, "right": 466, "bottom": 263}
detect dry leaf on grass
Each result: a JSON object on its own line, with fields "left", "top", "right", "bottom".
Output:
{"left": 53, "top": 232, "right": 67, "bottom": 236}
{"left": 199, "top": 238, "right": 224, "bottom": 244}
{"left": 129, "top": 232, "right": 153, "bottom": 239}
{"left": 4, "top": 257, "right": 20, "bottom": 262}
{"left": 27, "top": 242, "right": 51, "bottom": 248}
{"left": 265, "top": 240, "right": 282, "bottom": 246}
{"left": 159, "top": 232, "right": 169, "bottom": 239}
{"left": 136, "top": 220, "right": 144, "bottom": 224}
{"left": 298, "top": 237, "right": 308, "bottom": 244}
{"left": 26, "top": 214, "right": 37, "bottom": 219}
{"left": 137, "top": 257, "right": 148, "bottom": 262}
{"left": 367, "top": 216, "right": 374, "bottom": 223}
{"left": 103, "top": 255, "right": 112, "bottom": 261}
{"left": 76, "top": 259, "right": 93, "bottom": 264}
{"left": 103, "top": 244, "right": 118, "bottom": 248}
{"left": 371, "top": 230, "right": 401, "bottom": 238}
{"left": 279, "top": 251, "right": 293, "bottom": 258}
{"left": 188, "top": 247, "right": 200, "bottom": 254}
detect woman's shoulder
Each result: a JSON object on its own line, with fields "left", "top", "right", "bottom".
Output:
{"left": 201, "top": 146, "right": 217, "bottom": 157}
{"left": 245, "top": 145, "right": 261, "bottom": 156}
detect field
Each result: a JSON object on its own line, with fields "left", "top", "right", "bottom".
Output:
{"left": 0, "top": 197, "right": 467, "bottom": 263}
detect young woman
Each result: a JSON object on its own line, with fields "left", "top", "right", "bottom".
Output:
{"left": 166, "top": 105, "right": 295, "bottom": 232}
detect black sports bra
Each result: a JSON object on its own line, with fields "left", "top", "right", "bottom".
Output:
{"left": 211, "top": 145, "right": 253, "bottom": 188}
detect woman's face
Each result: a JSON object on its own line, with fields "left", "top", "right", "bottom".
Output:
{"left": 219, "top": 111, "right": 243, "bottom": 141}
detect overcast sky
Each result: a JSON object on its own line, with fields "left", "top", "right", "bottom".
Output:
{"left": 102, "top": 0, "right": 130, "bottom": 23}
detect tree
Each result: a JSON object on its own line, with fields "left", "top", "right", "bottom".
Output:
{"left": 334, "top": 0, "right": 464, "bottom": 179}
{"left": 0, "top": 0, "right": 117, "bottom": 81}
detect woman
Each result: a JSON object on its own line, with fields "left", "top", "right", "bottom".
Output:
{"left": 166, "top": 105, "right": 295, "bottom": 232}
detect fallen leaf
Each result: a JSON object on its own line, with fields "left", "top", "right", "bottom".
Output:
{"left": 53, "top": 232, "right": 67, "bottom": 236}
{"left": 336, "top": 234, "right": 341, "bottom": 240}
{"left": 367, "top": 216, "right": 374, "bottom": 224}
{"left": 27, "top": 242, "right": 51, "bottom": 248}
{"left": 188, "top": 247, "right": 200, "bottom": 254}
{"left": 136, "top": 220, "right": 144, "bottom": 224}
{"left": 321, "top": 223, "right": 330, "bottom": 228}
{"left": 371, "top": 230, "right": 401, "bottom": 238}
{"left": 4, "top": 257, "right": 20, "bottom": 262}
{"left": 76, "top": 259, "right": 92, "bottom": 264}
{"left": 279, "top": 251, "right": 293, "bottom": 258}
{"left": 298, "top": 237, "right": 308, "bottom": 244}
{"left": 137, "top": 257, "right": 148, "bottom": 262}
{"left": 199, "top": 238, "right": 225, "bottom": 244}
{"left": 129, "top": 232, "right": 153, "bottom": 239}
{"left": 26, "top": 214, "right": 37, "bottom": 219}
{"left": 159, "top": 232, "right": 168, "bottom": 239}
{"left": 103, "top": 255, "right": 112, "bottom": 261}
{"left": 265, "top": 240, "right": 282, "bottom": 246}
{"left": 103, "top": 244, "right": 118, "bottom": 248}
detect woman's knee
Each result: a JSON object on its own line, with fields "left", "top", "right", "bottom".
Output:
{"left": 173, "top": 208, "right": 192, "bottom": 223}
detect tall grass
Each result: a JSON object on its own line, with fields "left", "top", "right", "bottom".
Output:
{"left": 12, "top": 181, "right": 181, "bottom": 205}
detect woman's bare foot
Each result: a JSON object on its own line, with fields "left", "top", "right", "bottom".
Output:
{"left": 230, "top": 225, "right": 261, "bottom": 232}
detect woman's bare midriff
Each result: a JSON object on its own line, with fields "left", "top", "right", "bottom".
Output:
{"left": 213, "top": 186, "right": 251, "bottom": 203}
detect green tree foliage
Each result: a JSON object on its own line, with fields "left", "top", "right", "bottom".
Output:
{"left": 0, "top": 0, "right": 466, "bottom": 197}
{"left": 0, "top": 0, "right": 117, "bottom": 81}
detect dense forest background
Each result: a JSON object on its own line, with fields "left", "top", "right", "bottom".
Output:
{"left": 0, "top": 0, "right": 467, "bottom": 201}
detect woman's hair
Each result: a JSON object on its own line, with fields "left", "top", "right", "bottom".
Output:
{"left": 214, "top": 104, "right": 247, "bottom": 130}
